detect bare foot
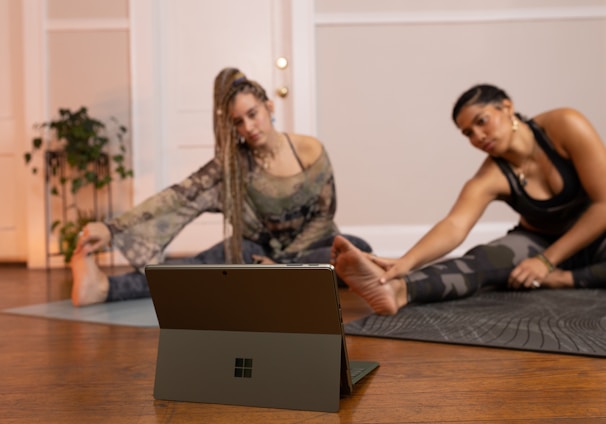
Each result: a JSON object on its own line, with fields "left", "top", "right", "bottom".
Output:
{"left": 332, "top": 235, "right": 407, "bottom": 315}
{"left": 70, "top": 247, "right": 109, "bottom": 307}
{"left": 541, "top": 268, "right": 574, "bottom": 289}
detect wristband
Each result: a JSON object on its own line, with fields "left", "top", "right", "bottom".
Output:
{"left": 534, "top": 253, "right": 554, "bottom": 272}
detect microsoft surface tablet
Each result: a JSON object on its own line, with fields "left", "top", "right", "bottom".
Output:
{"left": 145, "top": 263, "right": 378, "bottom": 412}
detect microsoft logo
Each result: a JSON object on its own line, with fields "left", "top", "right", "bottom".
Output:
{"left": 234, "top": 357, "right": 253, "bottom": 378}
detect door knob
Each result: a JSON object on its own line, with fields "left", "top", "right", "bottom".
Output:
{"left": 276, "top": 87, "right": 289, "bottom": 98}
{"left": 275, "top": 57, "right": 288, "bottom": 69}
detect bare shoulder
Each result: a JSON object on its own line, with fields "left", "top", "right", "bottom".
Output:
{"left": 533, "top": 108, "right": 603, "bottom": 157}
{"left": 534, "top": 107, "right": 590, "bottom": 130}
{"left": 287, "top": 133, "right": 324, "bottom": 168}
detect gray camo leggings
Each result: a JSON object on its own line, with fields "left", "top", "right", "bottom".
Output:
{"left": 406, "top": 226, "right": 606, "bottom": 304}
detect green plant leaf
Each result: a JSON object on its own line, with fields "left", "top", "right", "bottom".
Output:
{"left": 26, "top": 106, "right": 134, "bottom": 262}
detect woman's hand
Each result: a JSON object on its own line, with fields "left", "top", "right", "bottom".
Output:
{"left": 365, "top": 255, "right": 410, "bottom": 284}
{"left": 507, "top": 256, "right": 551, "bottom": 289}
{"left": 76, "top": 222, "right": 111, "bottom": 255}
{"left": 365, "top": 252, "right": 396, "bottom": 269}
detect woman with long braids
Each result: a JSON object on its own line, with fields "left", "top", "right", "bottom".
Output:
{"left": 70, "top": 67, "right": 371, "bottom": 306}
{"left": 331, "top": 83, "right": 606, "bottom": 315}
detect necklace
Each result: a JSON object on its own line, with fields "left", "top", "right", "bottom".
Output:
{"left": 251, "top": 136, "right": 283, "bottom": 170}
{"left": 517, "top": 170, "right": 528, "bottom": 187}
{"left": 515, "top": 138, "right": 536, "bottom": 187}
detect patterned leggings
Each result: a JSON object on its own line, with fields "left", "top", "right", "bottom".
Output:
{"left": 406, "top": 226, "right": 606, "bottom": 304}
{"left": 106, "top": 234, "right": 371, "bottom": 302}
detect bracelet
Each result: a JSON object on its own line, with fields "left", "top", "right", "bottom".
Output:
{"left": 534, "top": 253, "right": 555, "bottom": 272}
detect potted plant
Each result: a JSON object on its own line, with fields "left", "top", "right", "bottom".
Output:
{"left": 24, "top": 106, "right": 133, "bottom": 263}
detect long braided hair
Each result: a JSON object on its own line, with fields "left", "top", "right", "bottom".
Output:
{"left": 213, "top": 68, "right": 270, "bottom": 263}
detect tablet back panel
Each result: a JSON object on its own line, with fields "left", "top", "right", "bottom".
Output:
{"left": 146, "top": 264, "right": 345, "bottom": 412}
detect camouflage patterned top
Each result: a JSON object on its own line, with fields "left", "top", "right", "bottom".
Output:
{"left": 107, "top": 144, "right": 339, "bottom": 270}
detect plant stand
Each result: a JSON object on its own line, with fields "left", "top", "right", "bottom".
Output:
{"left": 44, "top": 150, "right": 114, "bottom": 269}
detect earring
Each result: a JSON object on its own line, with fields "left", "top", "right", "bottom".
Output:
{"left": 271, "top": 115, "right": 275, "bottom": 124}
{"left": 512, "top": 116, "right": 519, "bottom": 132}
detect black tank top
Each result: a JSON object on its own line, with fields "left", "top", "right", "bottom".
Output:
{"left": 494, "top": 118, "right": 589, "bottom": 235}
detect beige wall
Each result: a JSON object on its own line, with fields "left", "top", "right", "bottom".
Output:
{"left": 315, "top": 1, "right": 606, "bottom": 245}
{"left": 9, "top": 0, "right": 606, "bottom": 264}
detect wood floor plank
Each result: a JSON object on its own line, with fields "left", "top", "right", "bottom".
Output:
{"left": 1, "top": 265, "right": 605, "bottom": 423}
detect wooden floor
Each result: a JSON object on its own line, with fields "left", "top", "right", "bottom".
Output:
{"left": 1, "top": 264, "right": 605, "bottom": 424}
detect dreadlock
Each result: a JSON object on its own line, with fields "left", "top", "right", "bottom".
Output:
{"left": 213, "top": 68, "right": 270, "bottom": 263}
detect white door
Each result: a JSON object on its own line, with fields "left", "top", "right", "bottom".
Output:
{"left": 130, "top": 0, "right": 294, "bottom": 256}
{"left": 0, "top": 0, "right": 26, "bottom": 261}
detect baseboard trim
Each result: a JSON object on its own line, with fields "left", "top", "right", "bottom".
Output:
{"left": 38, "top": 221, "right": 517, "bottom": 269}
{"left": 340, "top": 222, "right": 516, "bottom": 258}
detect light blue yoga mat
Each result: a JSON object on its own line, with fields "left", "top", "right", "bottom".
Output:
{"left": 2, "top": 298, "right": 158, "bottom": 327}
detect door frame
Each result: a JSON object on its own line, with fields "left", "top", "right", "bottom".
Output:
{"left": 22, "top": 0, "right": 48, "bottom": 268}
{"left": 290, "top": 1, "right": 316, "bottom": 136}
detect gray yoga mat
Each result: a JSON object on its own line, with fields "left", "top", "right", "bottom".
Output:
{"left": 3, "top": 298, "right": 158, "bottom": 327}
{"left": 344, "top": 289, "right": 606, "bottom": 357}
